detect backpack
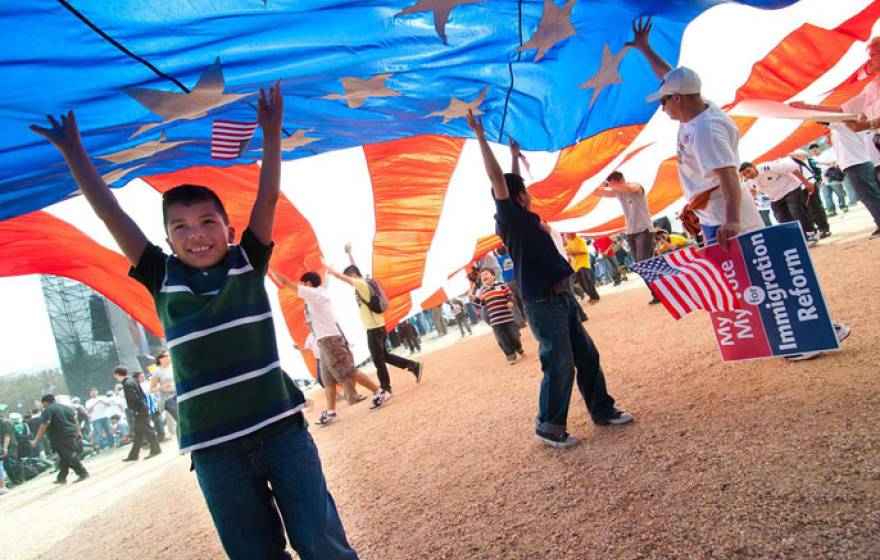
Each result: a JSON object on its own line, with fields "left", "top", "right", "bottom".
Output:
{"left": 356, "top": 278, "right": 389, "bottom": 314}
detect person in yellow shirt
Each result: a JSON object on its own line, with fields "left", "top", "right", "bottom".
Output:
{"left": 325, "top": 246, "right": 424, "bottom": 407}
{"left": 563, "top": 233, "right": 599, "bottom": 304}
{"left": 654, "top": 229, "right": 689, "bottom": 254}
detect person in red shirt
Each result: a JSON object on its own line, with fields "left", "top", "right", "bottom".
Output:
{"left": 592, "top": 236, "right": 622, "bottom": 286}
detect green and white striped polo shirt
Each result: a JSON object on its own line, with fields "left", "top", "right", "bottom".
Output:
{"left": 130, "top": 229, "right": 305, "bottom": 453}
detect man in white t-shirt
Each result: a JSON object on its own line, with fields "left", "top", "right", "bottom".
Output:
{"left": 628, "top": 18, "right": 762, "bottom": 249}
{"left": 739, "top": 159, "right": 821, "bottom": 244}
{"left": 819, "top": 122, "right": 880, "bottom": 235}
{"left": 271, "top": 270, "right": 385, "bottom": 426}
{"left": 85, "top": 388, "right": 113, "bottom": 450}
{"left": 629, "top": 17, "right": 850, "bottom": 361}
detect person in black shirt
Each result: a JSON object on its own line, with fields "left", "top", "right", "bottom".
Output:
{"left": 114, "top": 366, "right": 161, "bottom": 461}
{"left": 30, "top": 395, "right": 89, "bottom": 484}
{"left": 467, "top": 110, "right": 633, "bottom": 448}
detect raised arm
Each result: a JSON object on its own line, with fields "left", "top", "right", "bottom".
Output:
{"left": 268, "top": 269, "right": 297, "bottom": 290}
{"left": 343, "top": 243, "right": 356, "bottom": 268}
{"left": 509, "top": 137, "right": 521, "bottom": 177}
{"left": 30, "top": 112, "right": 149, "bottom": 265}
{"left": 627, "top": 17, "right": 672, "bottom": 80}
{"left": 592, "top": 185, "right": 617, "bottom": 198}
{"left": 249, "top": 83, "right": 284, "bottom": 245}
{"left": 467, "top": 110, "right": 508, "bottom": 200}
{"left": 324, "top": 261, "right": 354, "bottom": 286}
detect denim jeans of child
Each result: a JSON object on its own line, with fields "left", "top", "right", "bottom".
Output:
{"left": 525, "top": 291, "right": 616, "bottom": 435}
{"left": 192, "top": 417, "right": 358, "bottom": 560}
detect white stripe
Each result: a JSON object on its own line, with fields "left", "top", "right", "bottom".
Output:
{"left": 228, "top": 264, "right": 254, "bottom": 276}
{"left": 668, "top": 251, "right": 718, "bottom": 312}
{"left": 653, "top": 281, "right": 688, "bottom": 319}
{"left": 167, "top": 311, "right": 274, "bottom": 348}
{"left": 212, "top": 138, "right": 247, "bottom": 146}
{"left": 178, "top": 405, "right": 305, "bottom": 454}
{"left": 214, "top": 121, "right": 258, "bottom": 130}
{"left": 177, "top": 360, "right": 281, "bottom": 402}
{"left": 160, "top": 284, "right": 194, "bottom": 294}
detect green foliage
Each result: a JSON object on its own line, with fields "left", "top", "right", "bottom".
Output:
{"left": 0, "top": 369, "right": 67, "bottom": 412}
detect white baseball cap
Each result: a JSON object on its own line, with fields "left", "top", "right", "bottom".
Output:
{"left": 645, "top": 67, "right": 702, "bottom": 102}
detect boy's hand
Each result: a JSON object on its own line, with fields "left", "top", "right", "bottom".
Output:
{"left": 257, "top": 82, "right": 284, "bottom": 135}
{"left": 508, "top": 136, "right": 520, "bottom": 156}
{"left": 30, "top": 111, "right": 84, "bottom": 155}
{"left": 466, "top": 109, "right": 485, "bottom": 139}
{"left": 626, "top": 16, "right": 652, "bottom": 51}
{"left": 343, "top": 242, "right": 352, "bottom": 254}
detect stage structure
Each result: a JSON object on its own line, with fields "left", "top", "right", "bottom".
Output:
{"left": 40, "top": 275, "right": 161, "bottom": 399}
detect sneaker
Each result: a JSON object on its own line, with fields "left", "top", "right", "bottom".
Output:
{"left": 833, "top": 321, "right": 851, "bottom": 343}
{"left": 412, "top": 362, "right": 424, "bottom": 383}
{"left": 315, "top": 410, "right": 337, "bottom": 426}
{"left": 507, "top": 354, "right": 517, "bottom": 365}
{"left": 516, "top": 348, "right": 525, "bottom": 356}
{"left": 369, "top": 390, "right": 391, "bottom": 410}
{"left": 122, "top": 457, "right": 138, "bottom": 463}
{"left": 74, "top": 473, "right": 90, "bottom": 483}
{"left": 600, "top": 410, "right": 634, "bottom": 426}
{"left": 826, "top": 211, "right": 837, "bottom": 217}
{"left": 819, "top": 231, "right": 832, "bottom": 239}
{"left": 806, "top": 234, "right": 819, "bottom": 247}
{"left": 535, "top": 430, "right": 579, "bottom": 448}
{"left": 53, "top": 478, "right": 68, "bottom": 485}
{"left": 145, "top": 450, "right": 162, "bottom": 460}
{"left": 786, "top": 351, "right": 823, "bottom": 361}
{"left": 871, "top": 228, "right": 880, "bottom": 238}
{"left": 649, "top": 296, "right": 661, "bottom": 305}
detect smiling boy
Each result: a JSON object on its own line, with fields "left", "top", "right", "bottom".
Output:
{"left": 31, "top": 85, "right": 358, "bottom": 559}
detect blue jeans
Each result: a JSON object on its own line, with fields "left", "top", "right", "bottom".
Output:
{"left": 843, "top": 162, "right": 880, "bottom": 228}
{"left": 91, "top": 417, "right": 112, "bottom": 449}
{"left": 192, "top": 417, "right": 358, "bottom": 560}
{"left": 820, "top": 181, "right": 848, "bottom": 212}
{"left": 524, "top": 291, "right": 616, "bottom": 434}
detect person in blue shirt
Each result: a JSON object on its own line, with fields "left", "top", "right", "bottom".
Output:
{"left": 466, "top": 110, "right": 633, "bottom": 448}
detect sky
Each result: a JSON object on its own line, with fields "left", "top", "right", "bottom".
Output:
{"left": 0, "top": 275, "right": 61, "bottom": 376}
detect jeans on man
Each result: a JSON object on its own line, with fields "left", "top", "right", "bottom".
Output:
{"left": 366, "top": 326, "right": 418, "bottom": 393}
{"left": 192, "top": 417, "right": 358, "bottom": 560}
{"left": 770, "top": 189, "right": 815, "bottom": 235}
{"left": 525, "top": 291, "right": 616, "bottom": 435}
{"left": 820, "top": 181, "right": 848, "bottom": 213}
{"left": 53, "top": 436, "right": 87, "bottom": 482}
{"left": 627, "top": 230, "right": 660, "bottom": 300}
{"left": 843, "top": 161, "right": 880, "bottom": 228}
{"left": 127, "top": 410, "right": 160, "bottom": 460}
{"left": 491, "top": 321, "right": 522, "bottom": 358}
{"left": 91, "top": 417, "right": 113, "bottom": 449}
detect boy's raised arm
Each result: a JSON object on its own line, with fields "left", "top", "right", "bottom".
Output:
{"left": 466, "top": 110, "right": 508, "bottom": 200}
{"left": 30, "top": 112, "right": 149, "bottom": 266}
{"left": 627, "top": 17, "right": 672, "bottom": 80}
{"left": 249, "top": 83, "right": 284, "bottom": 246}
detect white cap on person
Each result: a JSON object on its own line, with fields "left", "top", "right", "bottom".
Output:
{"left": 645, "top": 67, "right": 702, "bottom": 102}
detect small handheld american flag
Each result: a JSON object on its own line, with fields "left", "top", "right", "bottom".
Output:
{"left": 211, "top": 120, "right": 258, "bottom": 160}
{"left": 632, "top": 247, "right": 738, "bottom": 320}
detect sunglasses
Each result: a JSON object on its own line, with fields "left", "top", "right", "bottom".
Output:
{"left": 660, "top": 95, "right": 673, "bottom": 106}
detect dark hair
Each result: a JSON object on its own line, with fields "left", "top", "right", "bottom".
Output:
{"left": 480, "top": 268, "right": 496, "bottom": 276}
{"left": 162, "top": 184, "right": 229, "bottom": 230}
{"left": 41, "top": 394, "right": 55, "bottom": 405}
{"left": 300, "top": 271, "right": 322, "bottom": 287}
{"left": 606, "top": 171, "right": 624, "bottom": 182}
{"left": 496, "top": 246, "right": 508, "bottom": 256}
{"left": 155, "top": 349, "right": 169, "bottom": 365}
{"left": 342, "top": 265, "right": 362, "bottom": 277}
{"left": 113, "top": 365, "right": 129, "bottom": 377}
{"left": 808, "top": 143, "right": 820, "bottom": 150}
{"left": 739, "top": 161, "right": 754, "bottom": 172}
{"left": 503, "top": 173, "right": 527, "bottom": 201}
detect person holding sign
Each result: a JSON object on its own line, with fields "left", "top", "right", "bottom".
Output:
{"left": 629, "top": 17, "right": 851, "bottom": 361}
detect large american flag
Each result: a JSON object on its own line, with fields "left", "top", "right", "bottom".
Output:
{"left": 632, "top": 247, "right": 738, "bottom": 320}
{"left": 210, "top": 120, "right": 258, "bottom": 160}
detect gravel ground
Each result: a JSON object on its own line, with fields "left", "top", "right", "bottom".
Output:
{"left": 7, "top": 214, "right": 879, "bottom": 560}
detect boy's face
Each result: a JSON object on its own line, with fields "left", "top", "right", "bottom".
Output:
{"left": 809, "top": 147, "right": 821, "bottom": 157}
{"left": 740, "top": 166, "right": 758, "bottom": 181}
{"left": 480, "top": 270, "right": 495, "bottom": 286}
{"left": 165, "top": 200, "right": 234, "bottom": 268}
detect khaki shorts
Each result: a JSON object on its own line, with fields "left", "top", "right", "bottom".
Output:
{"left": 317, "top": 335, "right": 357, "bottom": 386}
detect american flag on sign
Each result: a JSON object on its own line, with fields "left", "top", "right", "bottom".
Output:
{"left": 631, "top": 247, "right": 738, "bottom": 320}
{"left": 211, "top": 120, "right": 258, "bottom": 160}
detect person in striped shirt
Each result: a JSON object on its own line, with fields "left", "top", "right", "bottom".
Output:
{"left": 31, "top": 85, "right": 358, "bottom": 559}
{"left": 474, "top": 270, "right": 525, "bottom": 364}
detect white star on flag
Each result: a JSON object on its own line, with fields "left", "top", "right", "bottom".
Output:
{"left": 322, "top": 74, "right": 402, "bottom": 109}
{"left": 396, "top": 0, "right": 485, "bottom": 43}
{"left": 426, "top": 87, "right": 487, "bottom": 123}
{"left": 519, "top": 0, "right": 577, "bottom": 62}
{"left": 280, "top": 129, "right": 321, "bottom": 152}
{"left": 579, "top": 44, "right": 629, "bottom": 108}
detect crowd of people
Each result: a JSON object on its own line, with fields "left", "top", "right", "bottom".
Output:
{"left": 0, "top": 353, "right": 180, "bottom": 493}
{"left": 12, "top": 15, "right": 880, "bottom": 560}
